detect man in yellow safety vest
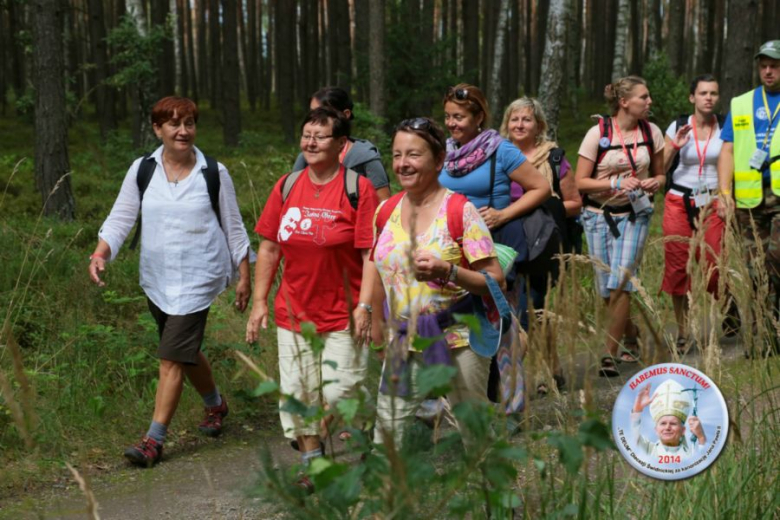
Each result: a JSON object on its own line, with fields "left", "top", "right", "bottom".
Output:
{"left": 718, "top": 40, "right": 780, "bottom": 352}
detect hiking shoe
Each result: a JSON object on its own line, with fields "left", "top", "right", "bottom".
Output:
{"left": 199, "top": 398, "right": 229, "bottom": 437}
{"left": 124, "top": 436, "right": 163, "bottom": 467}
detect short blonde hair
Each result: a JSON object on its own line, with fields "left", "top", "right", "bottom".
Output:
{"left": 604, "top": 76, "right": 647, "bottom": 115}
{"left": 499, "top": 97, "right": 549, "bottom": 144}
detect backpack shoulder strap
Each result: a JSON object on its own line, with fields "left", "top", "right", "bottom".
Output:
{"left": 446, "top": 192, "right": 469, "bottom": 247}
{"left": 280, "top": 169, "right": 306, "bottom": 203}
{"left": 203, "top": 155, "right": 222, "bottom": 228}
{"left": 344, "top": 167, "right": 360, "bottom": 210}
{"left": 595, "top": 116, "right": 613, "bottom": 165}
{"left": 638, "top": 119, "right": 655, "bottom": 153}
{"left": 375, "top": 192, "right": 405, "bottom": 234}
{"left": 129, "top": 154, "right": 156, "bottom": 251}
{"left": 548, "top": 147, "right": 565, "bottom": 198}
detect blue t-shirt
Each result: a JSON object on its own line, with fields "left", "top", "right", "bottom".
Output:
{"left": 721, "top": 88, "right": 780, "bottom": 178}
{"left": 439, "top": 140, "right": 526, "bottom": 210}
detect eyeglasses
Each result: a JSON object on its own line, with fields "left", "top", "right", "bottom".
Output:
{"left": 448, "top": 87, "right": 469, "bottom": 101}
{"left": 300, "top": 134, "right": 333, "bottom": 144}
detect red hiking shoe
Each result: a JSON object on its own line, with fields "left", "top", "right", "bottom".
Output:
{"left": 124, "top": 436, "right": 163, "bottom": 467}
{"left": 198, "top": 398, "right": 229, "bottom": 437}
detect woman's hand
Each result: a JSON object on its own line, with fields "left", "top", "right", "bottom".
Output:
{"left": 477, "top": 207, "right": 506, "bottom": 229}
{"left": 235, "top": 278, "right": 251, "bottom": 312}
{"left": 639, "top": 177, "right": 661, "bottom": 195}
{"left": 673, "top": 124, "right": 692, "bottom": 150}
{"left": 413, "top": 250, "right": 449, "bottom": 282}
{"left": 245, "top": 301, "right": 269, "bottom": 343}
{"left": 88, "top": 256, "right": 107, "bottom": 287}
{"left": 687, "top": 416, "right": 706, "bottom": 444}
{"left": 352, "top": 305, "right": 372, "bottom": 347}
{"left": 618, "top": 175, "right": 642, "bottom": 193}
{"left": 633, "top": 383, "right": 655, "bottom": 413}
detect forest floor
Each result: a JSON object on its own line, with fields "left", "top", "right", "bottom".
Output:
{"left": 0, "top": 329, "right": 751, "bottom": 520}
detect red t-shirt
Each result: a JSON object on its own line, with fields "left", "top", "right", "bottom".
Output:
{"left": 255, "top": 167, "right": 379, "bottom": 332}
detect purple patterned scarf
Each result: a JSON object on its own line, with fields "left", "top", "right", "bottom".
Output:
{"left": 445, "top": 129, "right": 505, "bottom": 177}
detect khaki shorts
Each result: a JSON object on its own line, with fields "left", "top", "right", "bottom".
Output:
{"left": 147, "top": 299, "right": 210, "bottom": 365}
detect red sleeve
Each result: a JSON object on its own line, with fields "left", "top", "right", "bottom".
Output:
{"left": 354, "top": 176, "right": 380, "bottom": 249}
{"left": 254, "top": 177, "right": 285, "bottom": 241}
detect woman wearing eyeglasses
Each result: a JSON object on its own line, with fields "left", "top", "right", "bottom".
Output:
{"left": 439, "top": 84, "right": 549, "bottom": 415}
{"left": 292, "top": 86, "right": 391, "bottom": 201}
{"left": 370, "top": 117, "right": 506, "bottom": 446}
{"left": 246, "top": 107, "right": 379, "bottom": 492}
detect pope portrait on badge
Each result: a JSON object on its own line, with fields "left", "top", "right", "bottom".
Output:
{"left": 631, "top": 379, "right": 707, "bottom": 458}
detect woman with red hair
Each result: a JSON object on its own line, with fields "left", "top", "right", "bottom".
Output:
{"left": 88, "top": 96, "right": 254, "bottom": 467}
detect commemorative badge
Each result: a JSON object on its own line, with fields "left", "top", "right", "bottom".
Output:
{"left": 599, "top": 137, "right": 612, "bottom": 148}
{"left": 612, "top": 363, "right": 728, "bottom": 480}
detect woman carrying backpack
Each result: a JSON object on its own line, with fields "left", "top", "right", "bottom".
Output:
{"left": 499, "top": 97, "right": 582, "bottom": 395}
{"left": 247, "top": 107, "right": 379, "bottom": 493}
{"left": 88, "top": 96, "right": 254, "bottom": 467}
{"left": 662, "top": 75, "right": 728, "bottom": 354}
{"left": 370, "top": 117, "right": 507, "bottom": 445}
{"left": 438, "top": 84, "right": 549, "bottom": 424}
{"left": 293, "top": 86, "right": 391, "bottom": 201}
{"left": 575, "top": 76, "right": 666, "bottom": 377}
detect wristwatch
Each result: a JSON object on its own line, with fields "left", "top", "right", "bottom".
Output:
{"left": 357, "top": 302, "right": 373, "bottom": 313}
{"left": 447, "top": 264, "right": 459, "bottom": 283}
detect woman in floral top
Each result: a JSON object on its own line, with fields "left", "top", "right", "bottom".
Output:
{"left": 370, "top": 117, "right": 505, "bottom": 445}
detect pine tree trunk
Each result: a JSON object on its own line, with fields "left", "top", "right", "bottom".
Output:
{"left": 171, "top": 0, "right": 184, "bottom": 95}
{"left": 276, "top": 0, "right": 295, "bottom": 143}
{"left": 126, "top": 0, "right": 155, "bottom": 149}
{"left": 369, "top": 0, "right": 385, "bottom": 119}
{"left": 209, "top": 0, "right": 222, "bottom": 108}
{"left": 237, "top": 1, "right": 249, "bottom": 102}
{"left": 197, "top": 0, "right": 208, "bottom": 100}
{"left": 8, "top": 0, "right": 27, "bottom": 100}
{"left": 31, "top": 0, "right": 75, "bottom": 221}
{"left": 0, "top": 9, "right": 7, "bottom": 115}
{"left": 354, "top": 0, "right": 370, "bottom": 102}
{"left": 567, "top": 0, "right": 582, "bottom": 110}
{"left": 335, "top": 0, "right": 351, "bottom": 89}
{"left": 462, "top": 0, "right": 479, "bottom": 84}
{"left": 488, "top": 0, "right": 510, "bottom": 116}
{"left": 184, "top": 0, "right": 199, "bottom": 102}
{"left": 630, "top": 0, "right": 642, "bottom": 74}
{"left": 611, "top": 0, "right": 629, "bottom": 80}
{"left": 667, "top": 0, "right": 685, "bottom": 76}
{"left": 247, "top": 0, "right": 258, "bottom": 111}
{"left": 539, "top": 0, "right": 568, "bottom": 139}
{"left": 88, "top": 0, "right": 117, "bottom": 141}
{"left": 712, "top": 0, "right": 725, "bottom": 79}
{"left": 721, "top": 0, "right": 758, "bottom": 109}
{"left": 760, "top": 0, "right": 778, "bottom": 44}
{"left": 645, "top": 0, "right": 661, "bottom": 59}
{"left": 220, "top": 0, "right": 241, "bottom": 146}
{"left": 152, "top": 0, "right": 174, "bottom": 97}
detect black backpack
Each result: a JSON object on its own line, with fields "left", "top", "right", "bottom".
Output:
{"left": 129, "top": 154, "right": 221, "bottom": 250}
{"left": 665, "top": 114, "right": 726, "bottom": 191}
{"left": 280, "top": 167, "right": 360, "bottom": 209}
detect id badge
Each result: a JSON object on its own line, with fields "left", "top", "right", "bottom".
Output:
{"left": 628, "top": 189, "right": 652, "bottom": 213}
{"left": 693, "top": 180, "right": 711, "bottom": 208}
{"left": 749, "top": 149, "right": 768, "bottom": 170}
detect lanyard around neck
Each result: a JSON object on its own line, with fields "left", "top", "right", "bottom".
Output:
{"left": 613, "top": 121, "right": 640, "bottom": 176}
{"left": 761, "top": 87, "right": 780, "bottom": 150}
{"left": 692, "top": 116, "right": 714, "bottom": 178}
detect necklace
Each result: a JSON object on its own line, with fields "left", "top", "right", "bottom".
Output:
{"left": 309, "top": 168, "right": 340, "bottom": 198}
{"left": 163, "top": 153, "right": 192, "bottom": 186}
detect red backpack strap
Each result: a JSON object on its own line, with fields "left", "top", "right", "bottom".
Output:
{"left": 445, "top": 192, "right": 471, "bottom": 267}
{"left": 595, "top": 115, "right": 613, "bottom": 165}
{"left": 637, "top": 119, "right": 655, "bottom": 154}
{"left": 370, "top": 191, "right": 405, "bottom": 261}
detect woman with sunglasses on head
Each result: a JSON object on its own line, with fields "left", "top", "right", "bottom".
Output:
{"left": 499, "top": 97, "right": 583, "bottom": 395}
{"left": 439, "top": 84, "right": 549, "bottom": 415}
{"left": 293, "top": 86, "right": 391, "bottom": 201}
{"left": 661, "top": 75, "right": 729, "bottom": 355}
{"left": 575, "top": 76, "right": 665, "bottom": 377}
{"left": 247, "top": 107, "right": 379, "bottom": 493}
{"left": 370, "top": 117, "right": 506, "bottom": 446}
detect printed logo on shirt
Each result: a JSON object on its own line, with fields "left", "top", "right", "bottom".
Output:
{"left": 756, "top": 107, "right": 769, "bottom": 121}
{"left": 611, "top": 363, "right": 729, "bottom": 481}
{"left": 279, "top": 207, "right": 302, "bottom": 242}
{"left": 733, "top": 116, "right": 751, "bottom": 130}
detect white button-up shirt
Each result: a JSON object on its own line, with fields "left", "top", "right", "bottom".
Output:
{"left": 99, "top": 146, "right": 253, "bottom": 315}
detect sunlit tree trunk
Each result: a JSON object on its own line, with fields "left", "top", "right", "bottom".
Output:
{"left": 539, "top": 0, "right": 568, "bottom": 139}
{"left": 488, "top": 0, "right": 510, "bottom": 116}
{"left": 611, "top": 0, "right": 629, "bottom": 80}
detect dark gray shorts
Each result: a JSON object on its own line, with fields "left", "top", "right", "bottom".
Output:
{"left": 147, "top": 299, "right": 210, "bottom": 365}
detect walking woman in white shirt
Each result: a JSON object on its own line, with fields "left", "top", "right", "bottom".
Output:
{"left": 88, "top": 97, "right": 253, "bottom": 467}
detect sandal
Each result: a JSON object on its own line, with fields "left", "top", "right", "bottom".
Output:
{"left": 599, "top": 355, "right": 620, "bottom": 377}
{"left": 619, "top": 347, "right": 640, "bottom": 363}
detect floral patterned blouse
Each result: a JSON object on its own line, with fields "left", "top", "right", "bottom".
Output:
{"left": 373, "top": 190, "right": 496, "bottom": 349}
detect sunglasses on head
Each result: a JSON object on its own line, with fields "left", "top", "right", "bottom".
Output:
{"left": 398, "top": 117, "right": 433, "bottom": 131}
{"left": 449, "top": 87, "right": 469, "bottom": 101}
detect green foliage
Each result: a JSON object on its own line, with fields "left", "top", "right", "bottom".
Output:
{"left": 642, "top": 52, "right": 691, "bottom": 128}
{"left": 106, "top": 16, "right": 170, "bottom": 90}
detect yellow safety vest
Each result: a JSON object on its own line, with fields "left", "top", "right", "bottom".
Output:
{"left": 732, "top": 89, "right": 780, "bottom": 208}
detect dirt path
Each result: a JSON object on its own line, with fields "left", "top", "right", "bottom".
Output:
{"left": 0, "top": 334, "right": 747, "bottom": 520}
